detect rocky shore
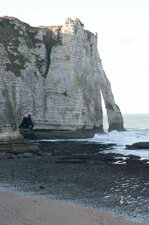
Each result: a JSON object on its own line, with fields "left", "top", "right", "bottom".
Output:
{"left": 0, "top": 141, "right": 148, "bottom": 224}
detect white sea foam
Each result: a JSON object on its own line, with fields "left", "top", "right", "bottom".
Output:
{"left": 90, "top": 113, "right": 149, "bottom": 159}
{"left": 93, "top": 129, "right": 149, "bottom": 145}
{"left": 36, "top": 114, "right": 149, "bottom": 159}
{"left": 92, "top": 130, "right": 149, "bottom": 159}
{"left": 38, "top": 130, "right": 149, "bottom": 159}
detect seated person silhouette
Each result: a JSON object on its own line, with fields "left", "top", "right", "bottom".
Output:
{"left": 19, "top": 114, "right": 34, "bottom": 130}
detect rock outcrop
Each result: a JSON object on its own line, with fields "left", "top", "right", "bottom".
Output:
{"left": 100, "top": 71, "right": 125, "bottom": 132}
{"left": 126, "top": 142, "right": 149, "bottom": 149}
{"left": 0, "top": 16, "right": 125, "bottom": 140}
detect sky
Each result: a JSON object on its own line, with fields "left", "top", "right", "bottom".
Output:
{"left": 1, "top": 0, "right": 149, "bottom": 114}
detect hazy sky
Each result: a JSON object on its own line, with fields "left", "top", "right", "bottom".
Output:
{"left": 1, "top": 0, "right": 149, "bottom": 114}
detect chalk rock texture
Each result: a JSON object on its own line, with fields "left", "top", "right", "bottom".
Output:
{"left": 0, "top": 17, "right": 125, "bottom": 140}
{"left": 100, "top": 71, "right": 125, "bottom": 131}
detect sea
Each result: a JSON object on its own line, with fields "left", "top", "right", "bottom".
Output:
{"left": 40, "top": 113, "right": 149, "bottom": 160}
{"left": 99, "top": 113, "right": 149, "bottom": 159}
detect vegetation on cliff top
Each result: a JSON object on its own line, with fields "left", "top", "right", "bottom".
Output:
{"left": 0, "top": 17, "right": 63, "bottom": 78}
{"left": 0, "top": 17, "right": 43, "bottom": 77}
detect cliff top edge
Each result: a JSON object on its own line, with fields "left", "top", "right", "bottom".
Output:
{"left": 0, "top": 16, "right": 98, "bottom": 37}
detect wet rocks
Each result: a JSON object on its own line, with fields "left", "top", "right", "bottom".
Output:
{"left": 7, "top": 153, "right": 16, "bottom": 159}
{"left": 37, "top": 151, "right": 52, "bottom": 157}
{"left": 54, "top": 151, "right": 124, "bottom": 165}
{"left": 39, "top": 185, "right": 45, "bottom": 189}
{"left": 0, "top": 141, "right": 147, "bottom": 167}
{"left": 0, "top": 141, "right": 116, "bottom": 161}
{"left": 126, "top": 142, "right": 149, "bottom": 149}
{"left": 0, "top": 152, "right": 7, "bottom": 160}
{"left": 128, "top": 154, "right": 141, "bottom": 160}
{"left": 0, "top": 142, "right": 39, "bottom": 154}
{"left": 55, "top": 158, "right": 87, "bottom": 163}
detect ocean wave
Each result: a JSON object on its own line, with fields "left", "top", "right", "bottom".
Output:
{"left": 93, "top": 130, "right": 149, "bottom": 159}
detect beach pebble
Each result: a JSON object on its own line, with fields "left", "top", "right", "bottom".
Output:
{"left": 17, "top": 153, "right": 24, "bottom": 158}
{"left": 38, "top": 151, "right": 52, "bottom": 157}
{"left": 128, "top": 155, "right": 141, "bottom": 160}
{"left": 0, "top": 152, "right": 7, "bottom": 160}
{"left": 39, "top": 185, "right": 45, "bottom": 189}
{"left": 7, "top": 153, "right": 16, "bottom": 159}
{"left": 23, "top": 152, "right": 34, "bottom": 158}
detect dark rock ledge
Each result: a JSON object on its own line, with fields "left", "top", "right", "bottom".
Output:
{"left": 0, "top": 141, "right": 115, "bottom": 161}
{"left": 19, "top": 127, "right": 104, "bottom": 140}
{"left": 126, "top": 142, "right": 149, "bottom": 149}
{"left": 0, "top": 141, "right": 148, "bottom": 167}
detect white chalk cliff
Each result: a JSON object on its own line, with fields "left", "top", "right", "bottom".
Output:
{"left": 0, "top": 17, "right": 125, "bottom": 140}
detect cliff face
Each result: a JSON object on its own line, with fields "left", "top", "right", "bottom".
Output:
{"left": 0, "top": 17, "right": 125, "bottom": 139}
